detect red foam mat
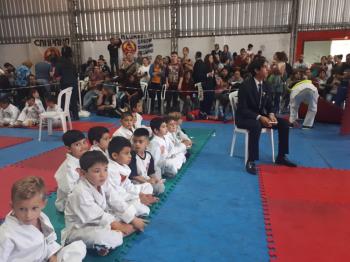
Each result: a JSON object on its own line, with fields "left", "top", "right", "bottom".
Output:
{"left": 18, "top": 121, "right": 116, "bottom": 133}
{"left": 0, "top": 166, "right": 57, "bottom": 219}
{"left": 259, "top": 165, "right": 350, "bottom": 262}
{"left": 0, "top": 136, "right": 32, "bottom": 149}
{"left": 14, "top": 146, "right": 66, "bottom": 171}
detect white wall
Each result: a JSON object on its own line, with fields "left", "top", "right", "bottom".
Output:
{"left": 331, "top": 40, "right": 350, "bottom": 62}
{"left": 0, "top": 44, "right": 31, "bottom": 68}
{"left": 303, "top": 41, "right": 331, "bottom": 65}
{"left": 0, "top": 33, "right": 291, "bottom": 69}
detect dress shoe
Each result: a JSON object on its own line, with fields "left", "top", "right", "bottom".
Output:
{"left": 246, "top": 161, "right": 257, "bottom": 175}
{"left": 275, "top": 156, "right": 297, "bottom": 167}
{"left": 302, "top": 125, "right": 313, "bottom": 129}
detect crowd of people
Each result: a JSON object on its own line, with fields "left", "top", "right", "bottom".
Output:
{"left": 1, "top": 40, "right": 349, "bottom": 128}
{"left": 0, "top": 39, "right": 350, "bottom": 259}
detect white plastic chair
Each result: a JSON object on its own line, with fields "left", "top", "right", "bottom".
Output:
{"left": 78, "top": 79, "right": 91, "bottom": 118}
{"left": 229, "top": 91, "right": 275, "bottom": 164}
{"left": 140, "top": 82, "right": 151, "bottom": 113}
{"left": 160, "top": 84, "right": 167, "bottom": 115}
{"left": 38, "top": 87, "right": 73, "bottom": 141}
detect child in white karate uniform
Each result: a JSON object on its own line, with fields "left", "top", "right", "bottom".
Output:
{"left": 131, "top": 99, "right": 153, "bottom": 135}
{"left": 45, "top": 95, "right": 63, "bottom": 128}
{"left": 62, "top": 151, "right": 147, "bottom": 256}
{"left": 165, "top": 116, "right": 188, "bottom": 156}
{"left": 0, "top": 96, "right": 20, "bottom": 127}
{"left": 0, "top": 176, "right": 86, "bottom": 261}
{"left": 15, "top": 95, "right": 44, "bottom": 127}
{"left": 88, "top": 126, "right": 111, "bottom": 158}
{"left": 148, "top": 117, "right": 186, "bottom": 178}
{"left": 130, "top": 128, "right": 165, "bottom": 195}
{"left": 55, "top": 130, "right": 89, "bottom": 212}
{"left": 131, "top": 99, "right": 143, "bottom": 129}
{"left": 168, "top": 111, "right": 192, "bottom": 148}
{"left": 108, "top": 136, "right": 158, "bottom": 218}
{"left": 112, "top": 112, "right": 135, "bottom": 140}
{"left": 30, "top": 88, "right": 45, "bottom": 113}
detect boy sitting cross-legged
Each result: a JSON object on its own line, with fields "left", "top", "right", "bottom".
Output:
{"left": 55, "top": 130, "right": 89, "bottom": 212}
{"left": 0, "top": 176, "right": 86, "bottom": 261}
{"left": 130, "top": 128, "right": 165, "bottom": 195}
{"left": 108, "top": 136, "right": 158, "bottom": 213}
{"left": 148, "top": 117, "right": 186, "bottom": 178}
{"left": 62, "top": 151, "right": 147, "bottom": 256}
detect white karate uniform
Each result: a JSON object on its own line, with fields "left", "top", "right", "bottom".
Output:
{"left": 148, "top": 135, "right": 185, "bottom": 178}
{"left": 45, "top": 104, "right": 63, "bottom": 128}
{"left": 108, "top": 160, "right": 152, "bottom": 217}
{"left": 112, "top": 126, "right": 135, "bottom": 140}
{"left": 62, "top": 177, "right": 124, "bottom": 250}
{"left": 54, "top": 154, "right": 80, "bottom": 212}
{"left": 135, "top": 113, "right": 143, "bottom": 128}
{"left": 90, "top": 145, "right": 109, "bottom": 159}
{"left": 289, "top": 80, "right": 319, "bottom": 127}
{"left": 17, "top": 103, "right": 44, "bottom": 126}
{"left": 0, "top": 211, "right": 86, "bottom": 262}
{"left": 0, "top": 103, "right": 20, "bottom": 126}
{"left": 175, "top": 126, "right": 191, "bottom": 142}
{"left": 134, "top": 113, "right": 153, "bottom": 136}
{"left": 166, "top": 132, "right": 187, "bottom": 155}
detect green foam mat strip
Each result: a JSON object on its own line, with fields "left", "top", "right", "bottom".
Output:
{"left": 43, "top": 128, "right": 214, "bottom": 262}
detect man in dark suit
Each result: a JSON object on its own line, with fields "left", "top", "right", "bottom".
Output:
{"left": 236, "top": 57, "right": 296, "bottom": 174}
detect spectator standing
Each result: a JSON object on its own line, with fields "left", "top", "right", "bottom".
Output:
{"left": 165, "top": 52, "right": 184, "bottom": 113}
{"left": 108, "top": 37, "right": 122, "bottom": 76}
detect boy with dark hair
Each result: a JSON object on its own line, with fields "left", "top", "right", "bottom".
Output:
{"left": 0, "top": 176, "right": 86, "bottom": 261}
{"left": 45, "top": 95, "right": 63, "bottom": 128}
{"left": 0, "top": 96, "right": 20, "bottom": 127}
{"left": 15, "top": 95, "right": 44, "bottom": 127}
{"left": 88, "top": 126, "right": 110, "bottom": 158}
{"left": 148, "top": 117, "right": 185, "bottom": 178}
{"left": 63, "top": 151, "right": 145, "bottom": 257}
{"left": 130, "top": 128, "right": 165, "bottom": 195}
{"left": 131, "top": 99, "right": 143, "bottom": 128}
{"left": 112, "top": 112, "right": 135, "bottom": 140}
{"left": 55, "top": 130, "right": 89, "bottom": 212}
{"left": 108, "top": 136, "right": 157, "bottom": 216}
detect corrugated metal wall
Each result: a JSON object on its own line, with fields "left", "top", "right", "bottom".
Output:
{"left": 76, "top": 0, "right": 172, "bottom": 41}
{"left": 178, "top": 0, "right": 292, "bottom": 36}
{"left": 0, "top": 0, "right": 70, "bottom": 44}
{"left": 298, "top": 0, "right": 350, "bottom": 30}
{"left": 0, "top": 0, "right": 349, "bottom": 44}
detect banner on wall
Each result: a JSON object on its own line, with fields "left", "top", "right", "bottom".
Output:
{"left": 120, "top": 34, "right": 153, "bottom": 60}
{"left": 29, "top": 37, "right": 69, "bottom": 64}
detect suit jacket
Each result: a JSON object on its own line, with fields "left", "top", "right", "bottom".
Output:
{"left": 236, "top": 77, "right": 273, "bottom": 121}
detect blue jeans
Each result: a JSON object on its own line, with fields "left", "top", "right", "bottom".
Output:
{"left": 83, "top": 90, "right": 99, "bottom": 111}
